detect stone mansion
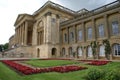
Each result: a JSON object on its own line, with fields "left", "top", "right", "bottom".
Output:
{"left": 8, "top": 0, "right": 120, "bottom": 60}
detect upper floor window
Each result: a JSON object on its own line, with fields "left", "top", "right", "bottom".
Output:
{"left": 78, "top": 30, "right": 82, "bottom": 41}
{"left": 98, "top": 24, "right": 104, "bottom": 38}
{"left": 70, "top": 32, "right": 74, "bottom": 42}
{"left": 51, "top": 18, "right": 56, "bottom": 23}
{"left": 112, "top": 21, "right": 119, "bottom": 35}
{"left": 64, "top": 33, "right": 67, "bottom": 42}
{"left": 87, "top": 27, "right": 92, "bottom": 39}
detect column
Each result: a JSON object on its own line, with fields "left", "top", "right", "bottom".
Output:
{"left": 20, "top": 25, "right": 22, "bottom": 45}
{"left": 24, "top": 22, "right": 28, "bottom": 45}
{"left": 74, "top": 25, "right": 77, "bottom": 43}
{"left": 104, "top": 15, "right": 109, "bottom": 39}
{"left": 45, "top": 12, "right": 51, "bottom": 43}
{"left": 67, "top": 27, "right": 69, "bottom": 44}
{"left": 18, "top": 27, "right": 20, "bottom": 44}
{"left": 22, "top": 24, "right": 24, "bottom": 45}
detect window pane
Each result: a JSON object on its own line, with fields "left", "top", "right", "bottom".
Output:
{"left": 112, "top": 21, "right": 119, "bottom": 35}
{"left": 78, "top": 30, "right": 82, "bottom": 40}
{"left": 88, "top": 27, "right": 92, "bottom": 39}
{"left": 98, "top": 24, "right": 104, "bottom": 37}
{"left": 113, "top": 44, "right": 120, "bottom": 56}
{"left": 64, "top": 34, "right": 67, "bottom": 42}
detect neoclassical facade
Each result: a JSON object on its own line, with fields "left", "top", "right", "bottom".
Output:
{"left": 8, "top": 0, "right": 120, "bottom": 60}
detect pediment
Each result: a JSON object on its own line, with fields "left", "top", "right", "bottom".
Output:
{"left": 14, "top": 14, "right": 33, "bottom": 26}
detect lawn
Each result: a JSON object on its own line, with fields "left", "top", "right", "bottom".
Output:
{"left": 24, "top": 60, "right": 79, "bottom": 67}
{"left": 0, "top": 60, "right": 120, "bottom": 80}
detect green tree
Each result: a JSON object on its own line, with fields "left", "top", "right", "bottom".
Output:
{"left": 90, "top": 41, "right": 99, "bottom": 59}
{"left": 103, "top": 39, "right": 111, "bottom": 60}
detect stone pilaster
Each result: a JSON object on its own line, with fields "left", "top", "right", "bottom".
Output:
{"left": 104, "top": 15, "right": 109, "bottom": 39}
{"left": 92, "top": 19, "right": 96, "bottom": 40}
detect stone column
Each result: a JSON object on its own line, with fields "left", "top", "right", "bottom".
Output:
{"left": 20, "top": 25, "right": 22, "bottom": 45}
{"left": 18, "top": 27, "right": 20, "bottom": 44}
{"left": 22, "top": 24, "right": 24, "bottom": 45}
{"left": 74, "top": 25, "right": 77, "bottom": 43}
{"left": 67, "top": 27, "right": 69, "bottom": 44}
{"left": 45, "top": 12, "right": 51, "bottom": 43}
{"left": 24, "top": 22, "right": 28, "bottom": 45}
{"left": 104, "top": 15, "right": 109, "bottom": 39}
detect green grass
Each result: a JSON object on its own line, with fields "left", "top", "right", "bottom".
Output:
{"left": 0, "top": 60, "right": 120, "bottom": 80}
{"left": 24, "top": 60, "right": 78, "bottom": 67}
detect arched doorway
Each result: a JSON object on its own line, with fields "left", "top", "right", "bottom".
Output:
{"left": 99, "top": 45, "right": 105, "bottom": 57}
{"left": 87, "top": 46, "right": 93, "bottom": 57}
{"left": 62, "top": 48, "right": 65, "bottom": 57}
{"left": 51, "top": 48, "right": 57, "bottom": 58}
{"left": 113, "top": 44, "right": 120, "bottom": 56}
{"left": 37, "top": 48, "right": 40, "bottom": 58}
{"left": 77, "top": 47, "right": 83, "bottom": 58}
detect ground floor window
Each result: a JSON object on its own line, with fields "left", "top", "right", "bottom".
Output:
{"left": 113, "top": 44, "right": 120, "bottom": 56}
{"left": 77, "top": 47, "right": 82, "bottom": 57}
{"left": 87, "top": 46, "right": 93, "bottom": 57}
{"left": 99, "top": 45, "right": 105, "bottom": 56}
{"left": 62, "top": 48, "right": 65, "bottom": 57}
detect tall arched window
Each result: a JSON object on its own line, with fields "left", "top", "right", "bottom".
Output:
{"left": 113, "top": 44, "right": 120, "bottom": 56}
{"left": 99, "top": 45, "right": 105, "bottom": 56}
{"left": 77, "top": 47, "right": 82, "bottom": 56}
{"left": 87, "top": 46, "right": 93, "bottom": 57}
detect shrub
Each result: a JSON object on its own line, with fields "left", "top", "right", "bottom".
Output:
{"left": 103, "top": 70, "right": 120, "bottom": 80}
{"left": 84, "top": 69, "right": 105, "bottom": 80}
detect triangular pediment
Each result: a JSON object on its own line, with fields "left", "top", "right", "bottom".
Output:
{"left": 14, "top": 14, "right": 33, "bottom": 26}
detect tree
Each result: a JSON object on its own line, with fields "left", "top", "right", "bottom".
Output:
{"left": 90, "top": 41, "right": 99, "bottom": 59}
{"left": 103, "top": 39, "right": 111, "bottom": 60}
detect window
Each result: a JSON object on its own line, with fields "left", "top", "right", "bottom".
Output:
{"left": 78, "top": 47, "right": 82, "bottom": 56}
{"left": 112, "top": 21, "right": 119, "bottom": 35}
{"left": 78, "top": 30, "right": 82, "bottom": 41}
{"left": 70, "top": 32, "right": 74, "bottom": 42}
{"left": 87, "top": 46, "right": 93, "bottom": 57}
{"left": 64, "top": 33, "right": 67, "bottom": 42}
{"left": 113, "top": 44, "right": 120, "bottom": 56}
{"left": 98, "top": 24, "right": 104, "bottom": 37}
{"left": 88, "top": 27, "right": 92, "bottom": 39}
{"left": 51, "top": 18, "right": 56, "bottom": 23}
{"left": 99, "top": 45, "right": 105, "bottom": 56}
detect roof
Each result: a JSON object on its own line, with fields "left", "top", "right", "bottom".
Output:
{"left": 33, "top": 1, "right": 76, "bottom": 16}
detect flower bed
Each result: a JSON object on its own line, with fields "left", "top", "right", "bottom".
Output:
{"left": 2, "top": 60, "right": 87, "bottom": 75}
{"left": 88, "top": 61, "right": 110, "bottom": 66}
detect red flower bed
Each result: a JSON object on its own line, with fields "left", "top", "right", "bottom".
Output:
{"left": 88, "top": 60, "right": 110, "bottom": 66}
{"left": 2, "top": 60, "right": 87, "bottom": 75}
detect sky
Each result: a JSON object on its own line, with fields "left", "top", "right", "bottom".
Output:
{"left": 0, "top": 0, "right": 116, "bottom": 44}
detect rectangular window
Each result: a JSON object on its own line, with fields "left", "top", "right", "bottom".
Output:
{"left": 64, "top": 34, "right": 67, "bottom": 42}
{"left": 98, "top": 24, "right": 104, "bottom": 38}
{"left": 70, "top": 32, "right": 74, "bottom": 42}
{"left": 88, "top": 27, "right": 92, "bottom": 39}
{"left": 112, "top": 21, "right": 119, "bottom": 35}
{"left": 78, "top": 30, "right": 82, "bottom": 41}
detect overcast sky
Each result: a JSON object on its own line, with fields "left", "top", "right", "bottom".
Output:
{"left": 0, "top": 0, "right": 116, "bottom": 44}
